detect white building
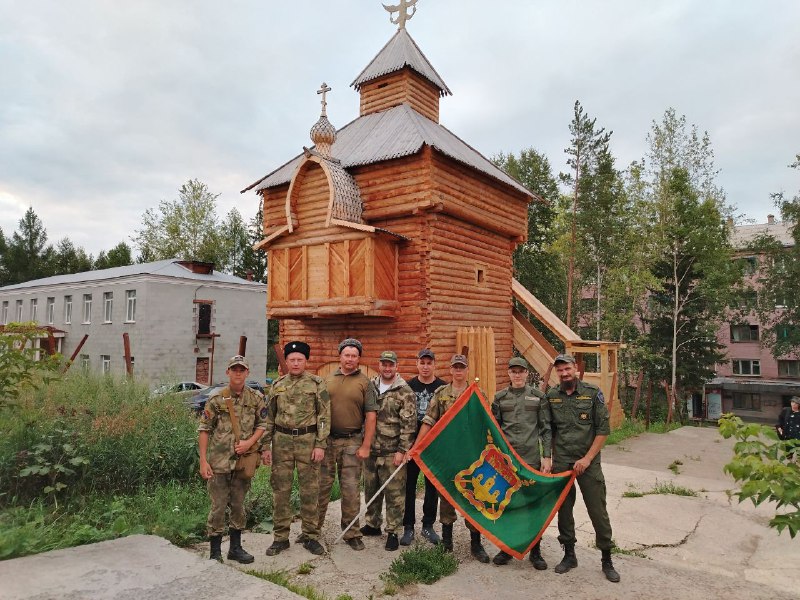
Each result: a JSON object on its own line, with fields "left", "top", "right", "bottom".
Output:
{"left": 0, "top": 260, "right": 267, "bottom": 385}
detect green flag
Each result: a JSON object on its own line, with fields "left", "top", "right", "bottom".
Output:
{"left": 410, "top": 383, "right": 575, "bottom": 559}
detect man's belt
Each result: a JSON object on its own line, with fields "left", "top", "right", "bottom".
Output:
{"left": 330, "top": 430, "right": 361, "bottom": 439}
{"left": 275, "top": 424, "right": 317, "bottom": 436}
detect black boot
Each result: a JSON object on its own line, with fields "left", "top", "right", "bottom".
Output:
{"left": 441, "top": 524, "right": 454, "bottom": 552}
{"left": 601, "top": 549, "right": 621, "bottom": 582}
{"left": 554, "top": 544, "right": 577, "bottom": 574}
{"left": 209, "top": 535, "right": 223, "bottom": 562}
{"left": 529, "top": 541, "right": 547, "bottom": 570}
{"left": 227, "top": 529, "right": 254, "bottom": 564}
{"left": 470, "top": 531, "right": 490, "bottom": 563}
{"left": 492, "top": 550, "right": 512, "bottom": 565}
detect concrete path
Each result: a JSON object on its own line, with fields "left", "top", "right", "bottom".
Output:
{"left": 2, "top": 426, "right": 799, "bottom": 600}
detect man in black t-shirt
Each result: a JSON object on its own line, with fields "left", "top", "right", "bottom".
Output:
{"left": 400, "top": 349, "right": 446, "bottom": 546}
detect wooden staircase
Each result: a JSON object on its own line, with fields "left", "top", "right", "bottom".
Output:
{"left": 511, "top": 278, "right": 625, "bottom": 428}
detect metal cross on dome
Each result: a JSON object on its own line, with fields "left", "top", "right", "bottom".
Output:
{"left": 317, "top": 82, "right": 331, "bottom": 117}
{"left": 383, "top": 0, "right": 417, "bottom": 30}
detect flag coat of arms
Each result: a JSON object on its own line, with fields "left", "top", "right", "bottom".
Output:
{"left": 410, "top": 383, "right": 575, "bottom": 559}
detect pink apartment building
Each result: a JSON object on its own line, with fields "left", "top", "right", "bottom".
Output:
{"left": 705, "top": 215, "right": 800, "bottom": 423}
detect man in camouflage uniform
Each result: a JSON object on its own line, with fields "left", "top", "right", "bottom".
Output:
{"left": 545, "top": 354, "right": 620, "bottom": 583}
{"left": 491, "top": 356, "right": 552, "bottom": 569}
{"left": 359, "top": 351, "right": 417, "bottom": 551}
{"left": 261, "top": 341, "right": 330, "bottom": 556}
{"left": 317, "top": 338, "right": 378, "bottom": 551}
{"left": 411, "top": 354, "right": 491, "bottom": 563}
{"left": 198, "top": 355, "right": 267, "bottom": 563}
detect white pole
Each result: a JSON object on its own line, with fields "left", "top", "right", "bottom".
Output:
{"left": 332, "top": 461, "right": 407, "bottom": 545}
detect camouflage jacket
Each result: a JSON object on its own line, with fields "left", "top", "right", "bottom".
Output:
{"left": 492, "top": 384, "right": 551, "bottom": 465}
{"left": 370, "top": 375, "right": 416, "bottom": 456}
{"left": 263, "top": 371, "right": 330, "bottom": 450}
{"left": 198, "top": 385, "right": 268, "bottom": 472}
{"left": 422, "top": 383, "right": 488, "bottom": 427}
{"left": 545, "top": 380, "right": 609, "bottom": 465}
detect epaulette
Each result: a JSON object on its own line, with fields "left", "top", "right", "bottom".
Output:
{"left": 308, "top": 373, "right": 324, "bottom": 384}
{"left": 494, "top": 389, "right": 509, "bottom": 400}
{"left": 208, "top": 386, "right": 228, "bottom": 400}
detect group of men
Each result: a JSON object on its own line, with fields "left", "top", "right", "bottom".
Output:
{"left": 198, "top": 340, "right": 621, "bottom": 583}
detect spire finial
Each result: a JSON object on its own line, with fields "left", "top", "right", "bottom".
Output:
{"left": 317, "top": 82, "right": 331, "bottom": 117}
{"left": 383, "top": 0, "right": 417, "bottom": 30}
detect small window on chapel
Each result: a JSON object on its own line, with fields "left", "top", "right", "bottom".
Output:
{"left": 476, "top": 266, "right": 486, "bottom": 286}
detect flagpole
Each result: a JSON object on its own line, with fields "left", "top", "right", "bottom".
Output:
{"left": 332, "top": 460, "right": 407, "bottom": 545}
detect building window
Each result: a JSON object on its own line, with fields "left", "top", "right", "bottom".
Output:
{"left": 1, "top": 301, "right": 8, "bottom": 325}
{"left": 778, "top": 360, "right": 800, "bottom": 378}
{"left": 103, "top": 292, "right": 113, "bottom": 323}
{"left": 126, "top": 290, "right": 136, "bottom": 322}
{"left": 64, "top": 295, "right": 73, "bottom": 324}
{"left": 101, "top": 355, "right": 111, "bottom": 374}
{"left": 732, "top": 359, "right": 761, "bottom": 376}
{"left": 46, "top": 297, "right": 55, "bottom": 325}
{"left": 15, "top": 300, "right": 23, "bottom": 322}
{"left": 730, "top": 324, "right": 759, "bottom": 342}
{"left": 30, "top": 298, "right": 38, "bottom": 322}
{"left": 737, "top": 256, "right": 758, "bottom": 275}
{"left": 80, "top": 354, "right": 90, "bottom": 370}
{"left": 733, "top": 392, "right": 761, "bottom": 411}
{"left": 197, "top": 302, "right": 213, "bottom": 336}
{"left": 82, "top": 294, "right": 92, "bottom": 324}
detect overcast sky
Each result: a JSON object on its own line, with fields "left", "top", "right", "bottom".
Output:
{"left": 1, "top": 0, "right": 798, "bottom": 257}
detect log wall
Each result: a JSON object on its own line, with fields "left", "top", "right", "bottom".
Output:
{"left": 359, "top": 68, "right": 440, "bottom": 122}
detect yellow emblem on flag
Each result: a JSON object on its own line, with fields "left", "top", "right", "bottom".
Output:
{"left": 454, "top": 431, "right": 524, "bottom": 521}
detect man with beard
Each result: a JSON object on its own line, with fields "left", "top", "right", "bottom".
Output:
{"left": 545, "top": 354, "right": 620, "bottom": 583}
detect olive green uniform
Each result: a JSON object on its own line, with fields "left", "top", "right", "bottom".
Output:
{"left": 363, "top": 375, "right": 416, "bottom": 534}
{"left": 492, "top": 384, "right": 551, "bottom": 469}
{"left": 422, "top": 383, "right": 487, "bottom": 531}
{"left": 263, "top": 372, "right": 330, "bottom": 543}
{"left": 545, "top": 380, "right": 613, "bottom": 551}
{"left": 317, "top": 368, "right": 378, "bottom": 541}
{"left": 198, "top": 386, "right": 267, "bottom": 535}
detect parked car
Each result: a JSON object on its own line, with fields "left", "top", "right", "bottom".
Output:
{"left": 151, "top": 381, "right": 207, "bottom": 399}
{"left": 188, "top": 380, "right": 265, "bottom": 414}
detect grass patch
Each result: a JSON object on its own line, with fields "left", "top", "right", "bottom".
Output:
{"left": 246, "top": 569, "right": 330, "bottom": 600}
{"left": 297, "top": 562, "right": 314, "bottom": 575}
{"left": 668, "top": 460, "right": 683, "bottom": 475}
{"left": 623, "top": 480, "right": 698, "bottom": 499}
{"left": 606, "top": 420, "right": 683, "bottom": 446}
{"left": 380, "top": 545, "right": 458, "bottom": 588}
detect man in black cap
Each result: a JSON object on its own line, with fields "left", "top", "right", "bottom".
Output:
{"left": 262, "top": 341, "right": 330, "bottom": 556}
{"left": 317, "top": 337, "right": 378, "bottom": 550}
{"left": 400, "top": 349, "right": 445, "bottom": 546}
{"left": 545, "top": 353, "right": 620, "bottom": 582}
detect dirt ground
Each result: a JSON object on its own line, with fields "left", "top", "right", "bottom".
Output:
{"left": 192, "top": 426, "right": 800, "bottom": 600}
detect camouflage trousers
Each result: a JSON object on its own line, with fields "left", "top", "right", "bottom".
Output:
{"left": 439, "top": 493, "right": 477, "bottom": 532}
{"left": 207, "top": 471, "right": 251, "bottom": 536}
{"left": 271, "top": 431, "right": 321, "bottom": 543}
{"left": 554, "top": 459, "right": 613, "bottom": 551}
{"left": 363, "top": 455, "right": 407, "bottom": 534}
{"left": 317, "top": 434, "right": 363, "bottom": 541}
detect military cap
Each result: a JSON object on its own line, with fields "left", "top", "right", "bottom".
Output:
{"left": 379, "top": 350, "right": 398, "bottom": 364}
{"left": 227, "top": 355, "right": 249, "bottom": 369}
{"left": 791, "top": 396, "right": 800, "bottom": 405}
{"left": 284, "top": 341, "right": 310, "bottom": 359}
{"left": 553, "top": 353, "right": 576, "bottom": 365}
{"left": 338, "top": 337, "right": 363, "bottom": 355}
{"left": 508, "top": 357, "right": 529, "bottom": 369}
{"left": 450, "top": 354, "right": 468, "bottom": 367}
{"left": 417, "top": 348, "right": 435, "bottom": 360}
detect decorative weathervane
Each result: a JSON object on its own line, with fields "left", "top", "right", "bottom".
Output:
{"left": 317, "top": 82, "right": 331, "bottom": 117}
{"left": 383, "top": 0, "right": 417, "bottom": 30}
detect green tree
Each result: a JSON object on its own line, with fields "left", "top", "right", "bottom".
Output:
{"left": 641, "top": 168, "right": 738, "bottom": 421}
{"left": 242, "top": 200, "right": 267, "bottom": 283}
{"left": 0, "top": 226, "right": 8, "bottom": 286}
{"left": 4, "top": 207, "right": 54, "bottom": 284}
{"left": 720, "top": 415, "right": 800, "bottom": 538}
{"left": 50, "top": 238, "right": 93, "bottom": 275}
{"left": 94, "top": 241, "right": 134, "bottom": 271}
{"left": 493, "top": 148, "right": 566, "bottom": 319}
{"left": 0, "top": 323, "right": 61, "bottom": 409}
{"left": 218, "top": 208, "right": 250, "bottom": 278}
{"left": 133, "top": 179, "right": 222, "bottom": 264}
{"left": 560, "top": 101, "right": 612, "bottom": 328}
{"left": 753, "top": 154, "right": 800, "bottom": 357}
